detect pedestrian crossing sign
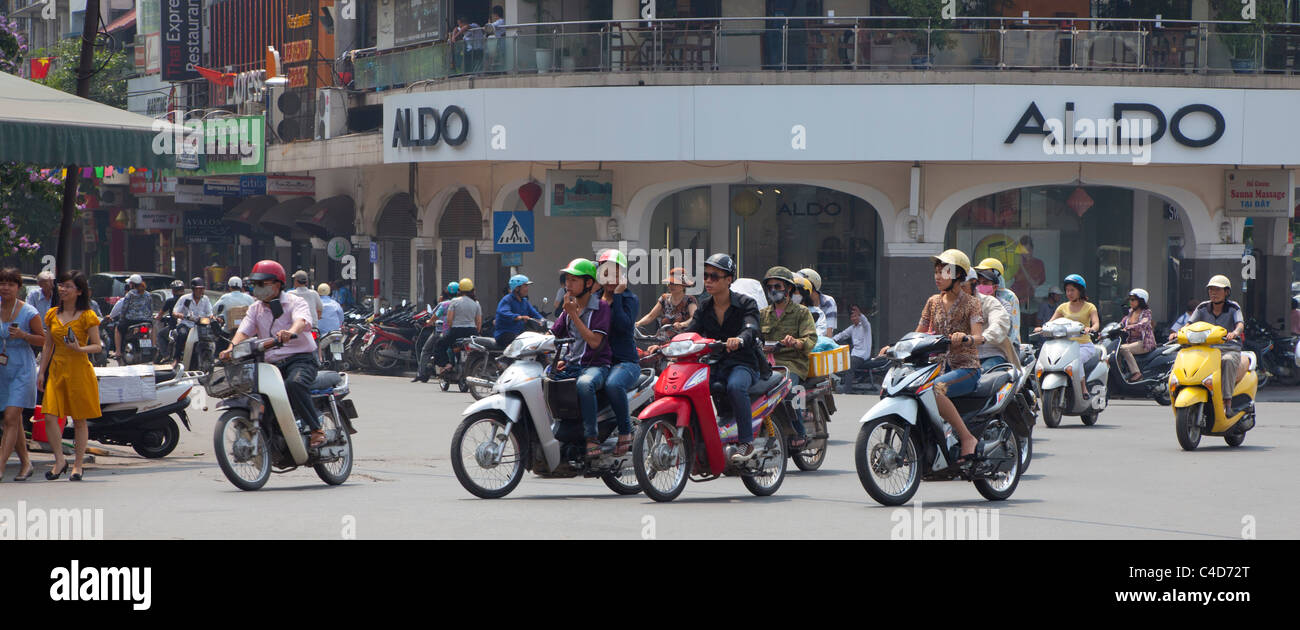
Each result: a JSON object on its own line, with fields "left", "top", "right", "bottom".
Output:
{"left": 493, "top": 211, "right": 534, "bottom": 252}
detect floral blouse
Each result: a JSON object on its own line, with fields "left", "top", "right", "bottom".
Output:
{"left": 1124, "top": 307, "right": 1156, "bottom": 352}
{"left": 918, "top": 293, "right": 984, "bottom": 370}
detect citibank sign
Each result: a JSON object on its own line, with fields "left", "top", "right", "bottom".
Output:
{"left": 1005, "top": 101, "right": 1226, "bottom": 148}
{"left": 390, "top": 106, "right": 469, "bottom": 148}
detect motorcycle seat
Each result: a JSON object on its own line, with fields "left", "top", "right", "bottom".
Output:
{"left": 471, "top": 336, "right": 500, "bottom": 350}
{"left": 310, "top": 371, "right": 343, "bottom": 392}
{"left": 954, "top": 368, "right": 1013, "bottom": 400}
{"left": 153, "top": 368, "right": 176, "bottom": 383}
{"left": 636, "top": 371, "right": 656, "bottom": 389}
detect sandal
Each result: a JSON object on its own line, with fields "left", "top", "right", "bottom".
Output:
{"left": 586, "top": 440, "right": 603, "bottom": 459}
{"left": 614, "top": 434, "right": 632, "bottom": 456}
{"left": 15, "top": 462, "right": 34, "bottom": 481}
{"left": 309, "top": 430, "right": 327, "bottom": 448}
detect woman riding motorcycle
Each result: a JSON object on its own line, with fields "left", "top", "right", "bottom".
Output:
{"left": 635, "top": 267, "right": 698, "bottom": 331}
{"left": 973, "top": 258, "right": 1021, "bottom": 344}
{"left": 1036, "top": 274, "right": 1101, "bottom": 367}
{"left": 963, "top": 268, "right": 1016, "bottom": 370}
{"left": 1117, "top": 288, "right": 1156, "bottom": 382}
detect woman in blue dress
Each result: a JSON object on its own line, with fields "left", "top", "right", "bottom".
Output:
{"left": 0, "top": 267, "right": 45, "bottom": 482}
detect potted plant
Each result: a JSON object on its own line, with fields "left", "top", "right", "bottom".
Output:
{"left": 889, "top": 0, "right": 960, "bottom": 68}
{"left": 1213, "top": 1, "right": 1284, "bottom": 73}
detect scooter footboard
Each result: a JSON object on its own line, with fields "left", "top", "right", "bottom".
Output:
{"left": 1174, "top": 386, "right": 1208, "bottom": 408}
{"left": 860, "top": 396, "right": 919, "bottom": 425}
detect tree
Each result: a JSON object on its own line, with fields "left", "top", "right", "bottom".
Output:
{"left": 34, "top": 36, "right": 134, "bottom": 110}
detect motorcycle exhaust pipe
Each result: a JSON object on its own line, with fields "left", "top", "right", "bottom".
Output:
{"left": 465, "top": 377, "right": 496, "bottom": 388}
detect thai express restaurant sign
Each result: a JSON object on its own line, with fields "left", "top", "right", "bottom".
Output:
{"left": 1225, "top": 170, "right": 1295, "bottom": 218}
{"left": 162, "top": 0, "right": 202, "bottom": 81}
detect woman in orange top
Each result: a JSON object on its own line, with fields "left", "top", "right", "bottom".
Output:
{"left": 37, "top": 270, "right": 103, "bottom": 481}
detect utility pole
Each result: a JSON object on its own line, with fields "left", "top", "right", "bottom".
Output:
{"left": 55, "top": 0, "right": 102, "bottom": 275}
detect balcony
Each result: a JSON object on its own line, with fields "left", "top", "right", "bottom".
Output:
{"left": 349, "top": 17, "right": 1300, "bottom": 92}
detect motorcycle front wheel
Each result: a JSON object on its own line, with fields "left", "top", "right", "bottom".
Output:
{"left": 213, "top": 411, "right": 271, "bottom": 491}
{"left": 1041, "top": 389, "right": 1063, "bottom": 428}
{"left": 313, "top": 409, "right": 353, "bottom": 485}
{"left": 974, "top": 421, "right": 1021, "bottom": 501}
{"left": 451, "top": 412, "right": 524, "bottom": 499}
{"left": 1175, "top": 404, "right": 1203, "bottom": 451}
{"left": 855, "top": 416, "right": 921, "bottom": 506}
{"left": 633, "top": 416, "right": 693, "bottom": 503}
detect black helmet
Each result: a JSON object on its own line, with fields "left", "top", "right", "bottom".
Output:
{"left": 190, "top": 277, "right": 205, "bottom": 288}
{"left": 704, "top": 253, "right": 736, "bottom": 278}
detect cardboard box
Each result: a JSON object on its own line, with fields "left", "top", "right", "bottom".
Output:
{"left": 94, "top": 365, "right": 157, "bottom": 405}
{"left": 809, "top": 345, "right": 850, "bottom": 377}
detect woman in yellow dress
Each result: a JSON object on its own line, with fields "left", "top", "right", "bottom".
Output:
{"left": 37, "top": 270, "right": 102, "bottom": 481}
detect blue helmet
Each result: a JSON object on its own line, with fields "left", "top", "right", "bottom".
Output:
{"left": 508, "top": 274, "right": 533, "bottom": 292}
{"left": 447, "top": 281, "right": 460, "bottom": 295}
{"left": 1063, "top": 274, "right": 1086, "bottom": 291}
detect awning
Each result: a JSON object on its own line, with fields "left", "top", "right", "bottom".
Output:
{"left": 105, "top": 9, "right": 137, "bottom": 34}
{"left": 259, "top": 197, "right": 317, "bottom": 240}
{"left": 295, "top": 195, "right": 356, "bottom": 239}
{"left": 225, "top": 195, "right": 280, "bottom": 236}
{"left": 0, "top": 70, "right": 179, "bottom": 168}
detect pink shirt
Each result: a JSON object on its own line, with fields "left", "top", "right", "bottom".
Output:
{"left": 236, "top": 291, "right": 317, "bottom": 363}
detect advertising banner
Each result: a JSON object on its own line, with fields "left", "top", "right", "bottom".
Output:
{"left": 135, "top": 209, "right": 181, "bottom": 230}
{"left": 544, "top": 170, "right": 613, "bottom": 217}
{"left": 1224, "top": 170, "right": 1295, "bottom": 218}
{"left": 184, "top": 209, "right": 235, "bottom": 244}
{"left": 162, "top": 0, "right": 202, "bottom": 81}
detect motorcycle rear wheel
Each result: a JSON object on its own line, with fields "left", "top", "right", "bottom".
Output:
{"left": 633, "top": 416, "right": 693, "bottom": 503}
{"left": 601, "top": 464, "right": 642, "bottom": 495}
{"left": 1017, "top": 432, "right": 1032, "bottom": 473}
{"left": 1175, "top": 403, "right": 1203, "bottom": 451}
{"left": 974, "top": 421, "right": 1021, "bottom": 501}
{"left": 313, "top": 409, "right": 353, "bottom": 485}
{"left": 791, "top": 404, "right": 828, "bottom": 472}
{"left": 464, "top": 354, "right": 496, "bottom": 400}
{"left": 366, "top": 340, "right": 401, "bottom": 374}
{"left": 132, "top": 418, "right": 181, "bottom": 459}
{"left": 742, "top": 421, "right": 786, "bottom": 496}
{"left": 1224, "top": 433, "right": 1245, "bottom": 447}
{"left": 1041, "top": 389, "right": 1063, "bottom": 428}
{"left": 855, "top": 416, "right": 921, "bottom": 506}
{"left": 213, "top": 411, "right": 271, "bottom": 491}
{"left": 451, "top": 412, "right": 524, "bottom": 499}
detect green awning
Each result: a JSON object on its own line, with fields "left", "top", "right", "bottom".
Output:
{"left": 0, "top": 70, "right": 179, "bottom": 169}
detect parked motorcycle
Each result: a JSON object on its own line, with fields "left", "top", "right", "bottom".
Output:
{"left": 854, "top": 332, "right": 1024, "bottom": 506}
{"left": 631, "top": 332, "right": 792, "bottom": 502}
{"left": 1098, "top": 321, "right": 1176, "bottom": 405}
{"left": 206, "top": 335, "right": 359, "bottom": 490}
{"left": 450, "top": 332, "right": 657, "bottom": 498}
{"left": 1244, "top": 318, "right": 1299, "bottom": 387}
{"left": 1031, "top": 318, "right": 1110, "bottom": 427}
{"left": 462, "top": 318, "right": 549, "bottom": 400}
{"left": 1170, "top": 321, "right": 1258, "bottom": 450}
{"left": 360, "top": 303, "right": 433, "bottom": 374}
{"left": 44, "top": 366, "right": 204, "bottom": 458}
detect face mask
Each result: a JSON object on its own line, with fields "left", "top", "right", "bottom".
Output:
{"left": 977, "top": 284, "right": 996, "bottom": 295}
{"left": 252, "top": 285, "right": 276, "bottom": 301}
{"left": 767, "top": 289, "right": 786, "bottom": 304}
{"left": 791, "top": 294, "right": 803, "bottom": 305}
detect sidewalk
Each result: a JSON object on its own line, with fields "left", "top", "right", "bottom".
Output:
{"left": 1257, "top": 386, "right": 1300, "bottom": 403}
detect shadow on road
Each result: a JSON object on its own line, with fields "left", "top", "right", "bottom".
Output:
{"left": 867, "top": 497, "right": 1046, "bottom": 510}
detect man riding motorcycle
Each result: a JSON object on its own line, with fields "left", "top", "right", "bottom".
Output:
{"left": 494, "top": 274, "right": 542, "bottom": 348}
{"left": 1169, "top": 275, "right": 1249, "bottom": 416}
{"left": 106, "top": 274, "right": 157, "bottom": 359}
{"left": 550, "top": 258, "right": 613, "bottom": 460}
{"left": 171, "top": 277, "right": 214, "bottom": 367}
{"left": 797, "top": 267, "right": 838, "bottom": 333}
{"left": 220, "top": 260, "right": 326, "bottom": 448}
{"left": 759, "top": 266, "right": 817, "bottom": 448}
{"left": 214, "top": 276, "right": 255, "bottom": 331}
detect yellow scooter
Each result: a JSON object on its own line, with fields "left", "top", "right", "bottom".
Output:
{"left": 1169, "top": 321, "right": 1258, "bottom": 451}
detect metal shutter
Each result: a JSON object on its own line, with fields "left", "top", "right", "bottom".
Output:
{"left": 377, "top": 193, "right": 417, "bottom": 300}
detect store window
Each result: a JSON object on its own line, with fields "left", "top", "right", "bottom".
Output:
{"left": 944, "top": 185, "right": 1134, "bottom": 327}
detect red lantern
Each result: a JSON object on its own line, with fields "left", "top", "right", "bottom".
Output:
{"left": 517, "top": 181, "right": 542, "bottom": 211}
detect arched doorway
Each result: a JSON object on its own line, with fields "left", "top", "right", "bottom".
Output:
{"left": 377, "top": 193, "right": 417, "bottom": 302}
{"left": 439, "top": 188, "right": 489, "bottom": 299}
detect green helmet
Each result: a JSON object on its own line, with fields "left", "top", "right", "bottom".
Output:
{"left": 763, "top": 266, "right": 796, "bottom": 285}
{"left": 559, "top": 258, "right": 598, "bottom": 280}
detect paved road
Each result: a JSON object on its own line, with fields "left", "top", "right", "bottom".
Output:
{"left": 6, "top": 374, "right": 1297, "bottom": 539}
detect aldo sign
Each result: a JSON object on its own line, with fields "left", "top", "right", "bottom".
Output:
{"left": 390, "top": 105, "right": 469, "bottom": 148}
{"left": 383, "top": 92, "right": 483, "bottom": 162}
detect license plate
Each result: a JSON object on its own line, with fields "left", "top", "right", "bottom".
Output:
{"left": 331, "top": 341, "right": 343, "bottom": 353}
{"left": 138, "top": 340, "right": 152, "bottom": 348}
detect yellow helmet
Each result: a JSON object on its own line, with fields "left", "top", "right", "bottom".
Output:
{"left": 458, "top": 278, "right": 475, "bottom": 292}
{"left": 792, "top": 275, "right": 813, "bottom": 293}
{"left": 930, "top": 249, "right": 972, "bottom": 278}
{"left": 974, "top": 258, "right": 1005, "bottom": 275}
{"left": 1206, "top": 275, "right": 1231, "bottom": 290}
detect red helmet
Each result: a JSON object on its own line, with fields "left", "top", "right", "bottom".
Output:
{"left": 248, "top": 260, "right": 286, "bottom": 285}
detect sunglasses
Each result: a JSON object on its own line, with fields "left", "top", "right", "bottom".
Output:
{"left": 702, "top": 272, "right": 727, "bottom": 281}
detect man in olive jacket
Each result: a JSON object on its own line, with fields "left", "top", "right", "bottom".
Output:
{"left": 759, "top": 266, "right": 817, "bottom": 446}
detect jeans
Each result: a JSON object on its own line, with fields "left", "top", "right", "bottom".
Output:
{"left": 554, "top": 364, "right": 611, "bottom": 440}
{"left": 603, "top": 362, "right": 641, "bottom": 436}
{"left": 715, "top": 364, "right": 757, "bottom": 444}
{"left": 980, "top": 355, "right": 1008, "bottom": 372}
{"left": 494, "top": 332, "right": 518, "bottom": 350}
{"left": 936, "top": 367, "right": 979, "bottom": 398}
{"left": 275, "top": 353, "right": 321, "bottom": 431}
{"left": 786, "top": 371, "right": 807, "bottom": 438}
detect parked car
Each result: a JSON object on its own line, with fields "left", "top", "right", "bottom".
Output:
{"left": 89, "top": 272, "right": 177, "bottom": 314}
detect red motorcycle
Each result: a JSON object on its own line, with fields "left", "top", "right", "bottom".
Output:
{"left": 631, "top": 332, "right": 792, "bottom": 502}
{"left": 359, "top": 305, "right": 433, "bottom": 374}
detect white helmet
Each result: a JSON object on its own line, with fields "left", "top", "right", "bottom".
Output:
{"left": 126, "top": 274, "right": 143, "bottom": 286}
{"left": 228, "top": 276, "right": 243, "bottom": 288}
{"left": 1129, "top": 288, "right": 1149, "bottom": 303}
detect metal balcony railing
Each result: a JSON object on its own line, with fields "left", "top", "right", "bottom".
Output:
{"left": 345, "top": 16, "right": 1300, "bottom": 91}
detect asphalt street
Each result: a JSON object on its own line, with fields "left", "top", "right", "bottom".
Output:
{"left": 5, "top": 373, "right": 1297, "bottom": 540}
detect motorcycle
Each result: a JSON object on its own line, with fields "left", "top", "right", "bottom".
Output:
{"left": 630, "top": 332, "right": 792, "bottom": 502}
{"left": 1031, "top": 318, "right": 1110, "bottom": 427}
{"left": 1244, "top": 318, "right": 1299, "bottom": 387}
{"left": 154, "top": 314, "right": 178, "bottom": 363}
{"left": 462, "top": 318, "right": 550, "bottom": 400}
{"left": 1098, "top": 321, "right": 1177, "bottom": 405}
{"left": 450, "top": 332, "right": 657, "bottom": 498}
{"left": 1169, "top": 321, "right": 1258, "bottom": 451}
{"left": 762, "top": 341, "right": 835, "bottom": 472}
{"left": 177, "top": 316, "right": 218, "bottom": 373}
{"left": 853, "top": 333, "right": 1024, "bottom": 506}
{"left": 113, "top": 319, "right": 157, "bottom": 366}
{"left": 318, "top": 327, "right": 347, "bottom": 371}
{"left": 206, "top": 335, "right": 359, "bottom": 490}
{"left": 360, "top": 303, "right": 433, "bottom": 374}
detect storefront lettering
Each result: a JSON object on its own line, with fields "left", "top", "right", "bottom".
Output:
{"left": 391, "top": 106, "right": 469, "bottom": 148}
{"left": 287, "top": 13, "right": 312, "bottom": 29}
{"left": 777, "top": 202, "right": 841, "bottom": 217}
{"left": 283, "top": 39, "right": 313, "bottom": 64}
{"left": 1005, "top": 101, "right": 1225, "bottom": 148}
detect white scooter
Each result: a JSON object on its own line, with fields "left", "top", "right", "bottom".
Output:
{"left": 178, "top": 316, "right": 217, "bottom": 373}
{"left": 206, "top": 335, "right": 358, "bottom": 491}
{"left": 1032, "top": 318, "right": 1110, "bottom": 427}
{"left": 450, "top": 332, "right": 657, "bottom": 499}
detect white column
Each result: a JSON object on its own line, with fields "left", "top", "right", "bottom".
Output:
{"left": 710, "top": 183, "right": 731, "bottom": 260}
{"left": 1131, "top": 190, "right": 1151, "bottom": 291}
{"left": 613, "top": 0, "right": 638, "bottom": 21}
{"left": 502, "top": 0, "right": 523, "bottom": 24}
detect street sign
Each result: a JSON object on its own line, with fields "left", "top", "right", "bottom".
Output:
{"left": 369, "top": 242, "right": 378, "bottom": 263}
{"left": 493, "top": 211, "right": 534, "bottom": 253}
{"left": 501, "top": 252, "right": 522, "bottom": 266}
{"left": 327, "top": 236, "right": 351, "bottom": 261}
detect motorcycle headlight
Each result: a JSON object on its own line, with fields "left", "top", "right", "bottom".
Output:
{"left": 1186, "top": 330, "right": 1210, "bottom": 345}
{"left": 505, "top": 338, "right": 528, "bottom": 359}
{"left": 232, "top": 340, "right": 257, "bottom": 360}
{"left": 662, "top": 340, "right": 705, "bottom": 358}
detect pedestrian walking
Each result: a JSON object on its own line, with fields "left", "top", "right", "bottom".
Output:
{"left": 36, "top": 270, "right": 102, "bottom": 481}
{"left": 0, "top": 268, "right": 43, "bottom": 482}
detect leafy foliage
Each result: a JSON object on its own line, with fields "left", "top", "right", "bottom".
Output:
{"left": 34, "top": 36, "right": 134, "bottom": 110}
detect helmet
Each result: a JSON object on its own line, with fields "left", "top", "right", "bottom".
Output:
{"left": 126, "top": 274, "right": 143, "bottom": 286}
{"left": 1063, "top": 274, "right": 1087, "bottom": 291}
{"left": 792, "top": 275, "right": 813, "bottom": 293}
{"left": 247, "top": 260, "right": 287, "bottom": 285}
{"left": 317, "top": 283, "right": 332, "bottom": 296}
{"left": 559, "top": 258, "right": 598, "bottom": 281}
{"left": 1207, "top": 275, "right": 1231, "bottom": 290}
{"left": 508, "top": 274, "right": 533, "bottom": 291}
{"left": 458, "top": 278, "right": 475, "bottom": 292}
{"left": 965, "top": 268, "right": 978, "bottom": 282}
{"left": 663, "top": 267, "right": 694, "bottom": 287}
{"left": 975, "top": 267, "right": 1001, "bottom": 284}
{"left": 1129, "top": 288, "right": 1149, "bottom": 303}
{"left": 227, "top": 276, "right": 243, "bottom": 289}
{"left": 595, "top": 248, "right": 627, "bottom": 268}
{"left": 169, "top": 280, "right": 185, "bottom": 290}
{"left": 930, "top": 249, "right": 972, "bottom": 279}
{"left": 796, "top": 268, "right": 822, "bottom": 292}
{"left": 763, "top": 266, "right": 796, "bottom": 286}
{"left": 704, "top": 253, "right": 736, "bottom": 277}
{"left": 1047, "top": 285, "right": 1063, "bottom": 296}
{"left": 447, "top": 281, "right": 460, "bottom": 295}
{"left": 974, "top": 258, "right": 1006, "bottom": 276}
{"left": 190, "top": 277, "right": 205, "bottom": 288}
